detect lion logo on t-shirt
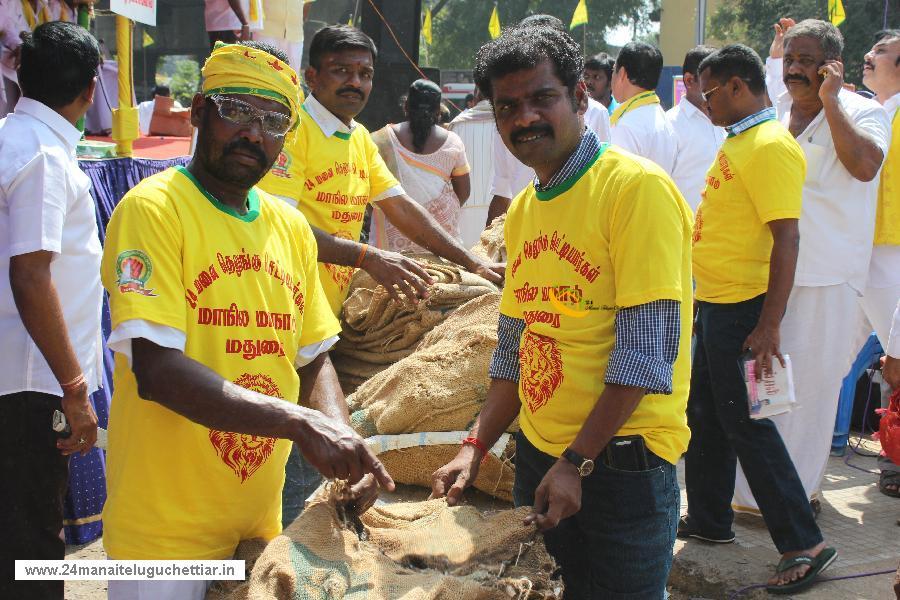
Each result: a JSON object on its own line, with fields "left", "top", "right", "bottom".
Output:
{"left": 208, "top": 373, "right": 280, "bottom": 483}
{"left": 519, "top": 330, "right": 564, "bottom": 413}
{"left": 323, "top": 230, "right": 356, "bottom": 291}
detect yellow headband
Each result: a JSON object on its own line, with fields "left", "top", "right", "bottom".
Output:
{"left": 201, "top": 42, "right": 304, "bottom": 130}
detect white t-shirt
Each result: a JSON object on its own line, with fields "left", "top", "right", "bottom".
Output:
{"left": 666, "top": 97, "right": 725, "bottom": 212}
{"left": 610, "top": 101, "right": 677, "bottom": 175}
{"left": 489, "top": 97, "right": 610, "bottom": 199}
{"left": 0, "top": 98, "right": 103, "bottom": 396}
{"left": 772, "top": 86, "right": 891, "bottom": 292}
{"left": 889, "top": 299, "right": 900, "bottom": 358}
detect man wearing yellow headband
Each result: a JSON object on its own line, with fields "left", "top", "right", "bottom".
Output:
{"left": 100, "top": 41, "right": 393, "bottom": 599}
{"left": 259, "top": 25, "right": 504, "bottom": 318}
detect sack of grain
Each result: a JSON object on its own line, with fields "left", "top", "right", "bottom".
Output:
{"left": 471, "top": 214, "right": 506, "bottom": 265}
{"left": 331, "top": 262, "right": 498, "bottom": 393}
{"left": 206, "top": 491, "right": 561, "bottom": 600}
{"left": 348, "top": 293, "right": 501, "bottom": 438}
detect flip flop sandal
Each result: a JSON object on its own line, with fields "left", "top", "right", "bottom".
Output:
{"left": 676, "top": 516, "right": 735, "bottom": 544}
{"left": 766, "top": 547, "right": 838, "bottom": 595}
{"left": 879, "top": 471, "right": 900, "bottom": 498}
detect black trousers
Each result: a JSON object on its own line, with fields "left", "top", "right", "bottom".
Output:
{"left": 0, "top": 391, "right": 69, "bottom": 600}
{"left": 684, "top": 296, "right": 822, "bottom": 554}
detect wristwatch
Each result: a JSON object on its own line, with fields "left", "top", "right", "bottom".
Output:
{"left": 562, "top": 448, "right": 594, "bottom": 477}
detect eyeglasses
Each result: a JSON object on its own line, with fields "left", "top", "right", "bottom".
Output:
{"left": 700, "top": 85, "right": 721, "bottom": 103}
{"left": 207, "top": 95, "right": 292, "bottom": 138}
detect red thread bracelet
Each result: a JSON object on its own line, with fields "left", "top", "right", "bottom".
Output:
{"left": 355, "top": 243, "right": 369, "bottom": 268}
{"left": 462, "top": 436, "right": 489, "bottom": 464}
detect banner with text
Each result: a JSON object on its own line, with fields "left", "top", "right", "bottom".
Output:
{"left": 110, "top": 0, "right": 157, "bottom": 27}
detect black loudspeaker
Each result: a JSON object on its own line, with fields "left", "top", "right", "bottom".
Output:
{"left": 358, "top": 0, "right": 435, "bottom": 131}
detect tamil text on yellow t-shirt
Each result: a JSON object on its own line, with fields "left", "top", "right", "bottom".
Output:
{"left": 499, "top": 145, "right": 694, "bottom": 465}
{"left": 100, "top": 166, "right": 340, "bottom": 560}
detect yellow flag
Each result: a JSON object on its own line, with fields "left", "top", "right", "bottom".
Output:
{"left": 828, "top": 0, "right": 845, "bottom": 26}
{"left": 488, "top": 5, "right": 501, "bottom": 39}
{"left": 142, "top": 30, "right": 154, "bottom": 48}
{"left": 570, "top": 0, "right": 588, "bottom": 29}
{"left": 423, "top": 8, "right": 433, "bottom": 45}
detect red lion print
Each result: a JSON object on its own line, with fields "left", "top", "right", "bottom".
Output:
{"left": 519, "top": 331, "right": 564, "bottom": 414}
{"left": 323, "top": 230, "right": 356, "bottom": 291}
{"left": 208, "top": 373, "right": 281, "bottom": 483}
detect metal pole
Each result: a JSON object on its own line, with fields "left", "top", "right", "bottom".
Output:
{"left": 696, "top": 0, "right": 707, "bottom": 45}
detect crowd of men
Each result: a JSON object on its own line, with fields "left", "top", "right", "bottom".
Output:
{"left": 0, "top": 5, "right": 898, "bottom": 600}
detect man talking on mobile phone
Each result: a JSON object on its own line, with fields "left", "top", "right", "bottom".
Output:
{"left": 429, "top": 26, "right": 693, "bottom": 599}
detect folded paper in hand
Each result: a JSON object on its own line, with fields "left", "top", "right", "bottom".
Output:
{"left": 744, "top": 354, "right": 795, "bottom": 419}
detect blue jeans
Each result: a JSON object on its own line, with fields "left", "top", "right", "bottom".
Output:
{"left": 684, "top": 296, "right": 822, "bottom": 554}
{"left": 513, "top": 431, "right": 679, "bottom": 600}
{"left": 281, "top": 443, "right": 323, "bottom": 529}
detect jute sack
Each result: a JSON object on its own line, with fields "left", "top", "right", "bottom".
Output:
{"left": 207, "top": 493, "right": 561, "bottom": 600}
{"left": 332, "top": 263, "right": 498, "bottom": 393}
{"left": 471, "top": 214, "right": 506, "bottom": 265}
{"left": 348, "top": 292, "right": 501, "bottom": 438}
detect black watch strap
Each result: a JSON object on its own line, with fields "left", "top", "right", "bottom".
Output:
{"left": 562, "top": 448, "right": 594, "bottom": 477}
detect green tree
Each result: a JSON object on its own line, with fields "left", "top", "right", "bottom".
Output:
{"left": 709, "top": 0, "right": 899, "bottom": 88}
{"left": 425, "top": 0, "right": 660, "bottom": 70}
{"left": 169, "top": 58, "right": 201, "bottom": 106}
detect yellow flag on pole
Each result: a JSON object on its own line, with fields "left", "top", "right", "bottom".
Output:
{"left": 423, "top": 8, "right": 433, "bottom": 45}
{"left": 488, "top": 5, "right": 501, "bottom": 39}
{"left": 828, "top": 0, "right": 845, "bottom": 26}
{"left": 570, "top": 0, "right": 588, "bottom": 29}
{"left": 142, "top": 30, "right": 154, "bottom": 48}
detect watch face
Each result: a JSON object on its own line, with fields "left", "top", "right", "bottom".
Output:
{"left": 579, "top": 459, "right": 594, "bottom": 477}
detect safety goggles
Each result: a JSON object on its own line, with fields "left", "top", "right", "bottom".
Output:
{"left": 207, "top": 94, "right": 292, "bottom": 138}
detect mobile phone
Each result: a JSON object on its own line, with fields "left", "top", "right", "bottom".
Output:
{"left": 605, "top": 435, "right": 649, "bottom": 471}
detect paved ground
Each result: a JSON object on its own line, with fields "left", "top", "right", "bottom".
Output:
{"left": 63, "top": 435, "right": 899, "bottom": 599}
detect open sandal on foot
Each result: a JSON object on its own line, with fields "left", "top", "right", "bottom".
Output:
{"left": 880, "top": 471, "right": 900, "bottom": 498}
{"left": 766, "top": 547, "right": 838, "bottom": 595}
{"left": 676, "top": 516, "right": 735, "bottom": 544}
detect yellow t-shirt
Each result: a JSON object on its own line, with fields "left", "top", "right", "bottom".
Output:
{"left": 499, "top": 145, "right": 694, "bottom": 464}
{"left": 874, "top": 111, "right": 899, "bottom": 246}
{"left": 692, "top": 120, "right": 805, "bottom": 303}
{"left": 100, "top": 167, "right": 340, "bottom": 560}
{"left": 259, "top": 108, "right": 400, "bottom": 315}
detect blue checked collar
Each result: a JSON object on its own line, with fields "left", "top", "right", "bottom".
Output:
{"left": 725, "top": 107, "right": 776, "bottom": 138}
{"left": 534, "top": 127, "right": 600, "bottom": 192}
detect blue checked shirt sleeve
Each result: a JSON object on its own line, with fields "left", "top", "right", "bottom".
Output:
{"left": 489, "top": 314, "right": 525, "bottom": 382}
{"left": 605, "top": 300, "right": 680, "bottom": 394}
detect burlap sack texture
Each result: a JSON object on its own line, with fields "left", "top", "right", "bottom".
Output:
{"left": 332, "top": 261, "right": 498, "bottom": 393}
{"left": 207, "top": 493, "right": 561, "bottom": 600}
{"left": 471, "top": 214, "right": 506, "bottom": 265}
{"left": 377, "top": 437, "right": 517, "bottom": 502}
{"left": 347, "top": 292, "right": 502, "bottom": 438}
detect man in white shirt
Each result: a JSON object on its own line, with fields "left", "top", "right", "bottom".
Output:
{"left": 610, "top": 41, "right": 677, "bottom": 174}
{"left": 484, "top": 13, "right": 611, "bottom": 225}
{"left": 584, "top": 52, "right": 616, "bottom": 110}
{"left": 666, "top": 45, "right": 725, "bottom": 212}
{"left": 858, "top": 28, "right": 900, "bottom": 497}
{"left": 448, "top": 87, "right": 495, "bottom": 244}
{"left": 733, "top": 19, "right": 891, "bottom": 514}
{"left": 0, "top": 22, "right": 101, "bottom": 600}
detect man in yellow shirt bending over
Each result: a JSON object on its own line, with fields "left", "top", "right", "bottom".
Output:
{"left": 259, "top": 25, "right": 502, "bottom": 317}
{"left": 100, "top": 41, "right": 394, "bottom": 600}
{"left": 431, "top": 26, "right": 693, "bottom": 599}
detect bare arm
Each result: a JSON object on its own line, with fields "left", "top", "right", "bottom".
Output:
{"left": 819, "top": 61, "right": 884, "bottom": 182}
{"left": 225, "top": 0, "right": 250, "bottom": 39}
{"left": 485, "top": 194, "right": 511, "bottom": 227}
{"left": 743, "top": 218, "right": 800, "bottom": 378}
{"left": 451, "top": 173, "right": 470, "bottom": 206}
{"left": 379, "top": 194, "right": 504, "bottom": 284}
{"left": 131, "top": 338, "right": 393, "bottom": 488}
{"left": 309, "top": 222, "right": 433, "bottom": 303}
{"left": 430, "top": 378, "right": 520, "bottom": 504}
{"left": 10, "top": 251, "right": 98, "bottom": 455}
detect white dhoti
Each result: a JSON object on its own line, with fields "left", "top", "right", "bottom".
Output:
{"left": 859, "top": 245, "right": 900, "bottom": 348}
{"left": 733, "top": 284, "right": 860, "bottom": 513}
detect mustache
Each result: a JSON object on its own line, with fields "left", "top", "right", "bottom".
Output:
{"left": 336, "top": 87, "right": 364, "bottom": 99}
{"left": 863, "top": 60, "right": 875, "bottom": 70}
{"left": 784, "top": 75, "right": 811, "bottom": 85}
{"left": 511, "top": 125, "right": 553, "bottom": 144}
{"left": 223, "top": 140, "right": 266, "bottom": 165}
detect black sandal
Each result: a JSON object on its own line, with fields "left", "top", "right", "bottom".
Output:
{"left": 880, "top": 470, "right": 900, "bottom": 498}
{"left": 766, "top": 547, "right": 838, "bottom": 595}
